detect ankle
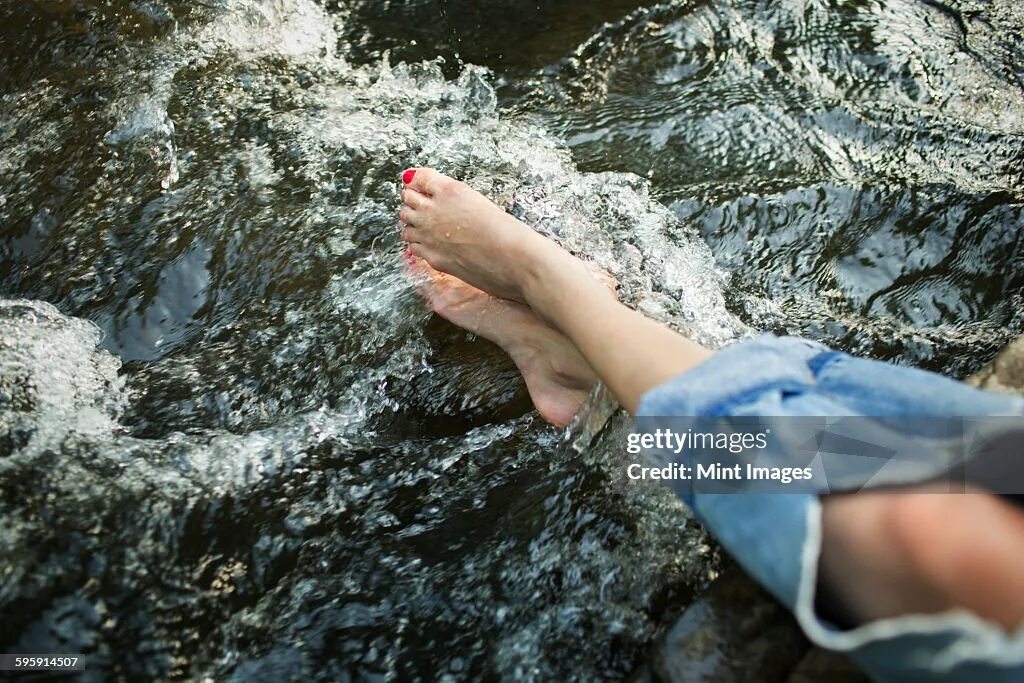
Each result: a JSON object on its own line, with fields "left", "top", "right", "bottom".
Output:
{"left": 514, "top": 231, "right": 558, "bottom": 297}
{"left": 518, "top": 237, "right": 593, "bottom": 313}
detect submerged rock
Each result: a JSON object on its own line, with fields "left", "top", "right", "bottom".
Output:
{"left": 643, "top": 564, "right": 808, "bottom": 683}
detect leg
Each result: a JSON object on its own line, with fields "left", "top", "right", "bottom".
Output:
{"left": 821, "top": 486, "right": 1024, "bottom": 631}
{"left": 398, "top": 168, "right": 1024, "bottom": 633}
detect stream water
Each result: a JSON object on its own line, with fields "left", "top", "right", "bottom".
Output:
{"left": 1, "top": 0, "right": 1022, "bottom": 680}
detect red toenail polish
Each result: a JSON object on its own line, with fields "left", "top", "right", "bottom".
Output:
{"left": 404, "top": 249, "right": 412, "bottom": 258}
{"left": 402, "top": 169, "right": 416, "bottom": 185}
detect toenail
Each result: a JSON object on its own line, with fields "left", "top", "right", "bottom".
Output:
{"left": 404, "top": 249, "right": 412, "bottom": 258}
{"left": 402, "top": 169, "right": 416, "bottom": 185}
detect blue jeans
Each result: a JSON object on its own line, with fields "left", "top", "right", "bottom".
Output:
{"left": 637, "top": 335, "right": 1024, "bottom": 682}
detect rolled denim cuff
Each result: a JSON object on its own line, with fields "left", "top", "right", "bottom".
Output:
{"left": 637, "top": 335, "right": 828, "bottom": 417}
{"left": 638, "top": 333, "right": 1024, "bottom": 419}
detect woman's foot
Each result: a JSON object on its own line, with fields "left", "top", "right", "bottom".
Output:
{"left": 399, "top": 168, "right": 574, "bottom": 302}
{"left": 407, "top": 256, "right": 606, "bottom": 427}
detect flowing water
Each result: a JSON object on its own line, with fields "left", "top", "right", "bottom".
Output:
{"left": 0, "top": 0, "right": 1022, "bottom": 680}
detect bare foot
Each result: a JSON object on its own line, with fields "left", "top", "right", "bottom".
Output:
{"left": 398, "top": 168, "right": 574, "bottom": 302}
{"left": 407, "top": 256, "right": 610, "bottom": 427}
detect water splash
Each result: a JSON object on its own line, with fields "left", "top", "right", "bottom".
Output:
{"left": 0, "top": 1, "right": 726, "bottom": 679}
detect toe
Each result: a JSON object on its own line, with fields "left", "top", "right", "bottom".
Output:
{"left": 402, "top": 167, "right": 451, "bottom": 196}
{"left": 409, "top": 242, "right": 444, "bottom": 269}
{"left": 401, "top": 188, "right": 429, "bottom": 210}
{"left": 401, "top": 225, "right": 421, "bottom": 243}
{"left": 399, "top": 206, "right": 418, "bottom": 225}
{"left": 402, "top": 252, "right": 429, "bottom": 281}
{"left": 404, "top": 256, "right": 443, "bottom": 300}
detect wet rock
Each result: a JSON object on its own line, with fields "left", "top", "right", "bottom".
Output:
{"left": 967, "top": 334, "right": 1024, "bottom": 394}
{"left": 785, "top": 647, "right": 870, "bottom": 683}
{"left": 644, "top": 564, "right": 809, "bottom": 683}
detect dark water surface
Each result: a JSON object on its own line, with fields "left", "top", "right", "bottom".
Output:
{"left": 1, "top": 0, "right": 1022, "bottom": 680}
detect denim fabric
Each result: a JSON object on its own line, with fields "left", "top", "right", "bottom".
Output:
{"left": 637, "top": 335, "right": 1024, "bottom": 682}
